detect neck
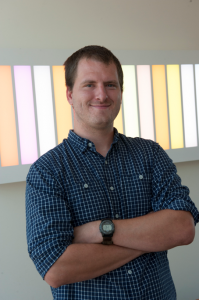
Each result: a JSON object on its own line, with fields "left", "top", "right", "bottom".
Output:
{"left": 73, "top": 122, "right": 114, "bottom": 157}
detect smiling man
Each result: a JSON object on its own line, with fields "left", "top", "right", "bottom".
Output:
{"left": 26, "top": 46, "right": 199, "bottom": 300}
{"left": 66, "top": 57, "right": 122, "bottom": 157}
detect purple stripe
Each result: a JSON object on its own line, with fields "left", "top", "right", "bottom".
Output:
{"left": 14, "top": 66, "right": 38, "bottom": 164}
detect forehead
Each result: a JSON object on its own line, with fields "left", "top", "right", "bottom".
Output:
{"left": 75, "top": 58, "right": 119, "bottom": 81}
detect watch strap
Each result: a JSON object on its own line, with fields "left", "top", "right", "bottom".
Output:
{"left": 102, "top": 236, "right": 113, "bottom": 245}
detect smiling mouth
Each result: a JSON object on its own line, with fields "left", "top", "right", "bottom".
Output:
{"left": 90, "top": 105, "right": 110, "bottom": 109}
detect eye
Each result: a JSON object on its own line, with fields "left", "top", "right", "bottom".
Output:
{"left": 107, "top": 83, "right": 116, "bottom": 88}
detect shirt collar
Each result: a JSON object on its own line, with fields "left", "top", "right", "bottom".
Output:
{"left": 67, "top": 127, "right": 120, "bottom": 153}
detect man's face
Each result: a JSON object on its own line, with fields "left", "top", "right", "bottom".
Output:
{"left": 67, "top": 58, "right": 122, "bottom": 132}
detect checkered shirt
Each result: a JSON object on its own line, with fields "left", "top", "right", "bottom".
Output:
{"left": 26, "top": 128, "right": 199, "bottom": 300}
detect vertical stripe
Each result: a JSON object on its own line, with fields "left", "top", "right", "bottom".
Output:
{"left": 0, "top": 66, "right": 19, "bottom": 166}
{"left": 52, "top": 66, "right": 72, "bottom": 143}
{"left": 33, "top": 66, "right": 56, "bottom": 155}
{"left": 152, "top": 65, "right": 169, "bottom": 150}
{"left": 194, "top": 64, "right": 199, "bottom": 140}
{"left": 166, "top": 65, "right": 184, "bottom": 149}
{"left": 137, "top": 65, "right": 154, "bottom": 140}
{"left": 181, "top": 65, "right": 197, "bottom": 147}
{"left": 122, "top": 65, "right": 139, "bottom": 137}
{"left": 14, "top": 66, "right": 38, "bottom": 164}
{"left": 114, "top": 105, "right": 123, "bottom": 134}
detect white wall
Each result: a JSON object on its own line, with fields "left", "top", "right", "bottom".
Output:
{"left": 169, "top": 161, "right": 199, "bottom": 300}
{"left": 0, "top": 162, "right": 199, "bottom": 300}
{"left": 1, "top": 0, "right": 199, "bottom": 299}
{"left": 0, "top": 182, "right": 52, "bottom": 300}
{"left": 1, "top": 0, "right": 199, "bottom": 50}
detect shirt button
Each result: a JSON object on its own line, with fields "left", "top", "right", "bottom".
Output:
{"left": 110, "top": 186, "right": 114, "bottom": 191}
{"left": 128, "top": 270, "right": 132, "bottom": 275}
{"left": 88, "top": 143, "right": 92, "bottom": 147}
{"left": 115, "top": 214, "right": 119, "bottom": 218}
{"left": 105, "top": 160, "right": 108, "bottom": 164}
{"left": 84, "top": 183, "right": 88, "bottom": 188}
{"left": 139, "top": 175, "right": 143, "bottom": 179}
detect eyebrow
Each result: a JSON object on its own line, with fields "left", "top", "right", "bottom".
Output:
{"left": 81, "top": 80, "right": 96, "bottom": 85}
{"left": 81, "top": 80, "right": 119, "bottom": 86}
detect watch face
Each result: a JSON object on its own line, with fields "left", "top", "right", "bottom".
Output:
{"left": 103, "top": 224, "right": 112, "bottom": 231}
{"left": 100, "top": 220, "right": 115, "bottom": 235}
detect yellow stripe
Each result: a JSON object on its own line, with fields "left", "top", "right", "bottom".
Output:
{"left": 114, "top": 105, "right": 123, "bottom": 134}
{"left": 152, "top": 65, "right": 169, "bottom": 150}
{"left": 52, "top": 66, "right": 73, "bottom": 144}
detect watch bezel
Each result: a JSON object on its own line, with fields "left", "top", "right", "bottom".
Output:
{"left": 99, "top": 219, "right": 115, "bottom": 236}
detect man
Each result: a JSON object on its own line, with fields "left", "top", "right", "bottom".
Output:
{"left": 26, "top": 45, "right": 199, "bottom": 300}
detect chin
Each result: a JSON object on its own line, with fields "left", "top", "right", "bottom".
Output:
{"left": 91, "top": 121, "right": 113, "bottom": 130}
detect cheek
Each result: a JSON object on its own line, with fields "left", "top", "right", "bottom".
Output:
{"left": 81, "top": 89, "right": 94, "bottom": 98}
{"left": 115, "top": 95, "right": 122, "bottom": 107}
{"left": 73, "top": 95, "right": 89, "bottom": 109}
{"left": 108, "top": 91, "right": 121, "bottom": 103}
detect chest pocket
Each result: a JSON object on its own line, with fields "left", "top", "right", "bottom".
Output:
{"left": 65, "top": 179, "right": 111, "bottom": 227}
{"left": 120, "top": 172, "right": 152, "bottom": 218}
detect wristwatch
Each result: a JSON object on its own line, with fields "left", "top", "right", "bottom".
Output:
{"left": 99, "top": 219, "right": 115, "bottom": 245}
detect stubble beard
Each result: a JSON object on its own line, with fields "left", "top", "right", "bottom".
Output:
{"left": 74, "top": 100, "right": 121, "bottom": 131}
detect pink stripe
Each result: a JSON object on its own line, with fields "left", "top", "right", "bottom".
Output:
{"left": 14, "top": 66, "right": 38, "bottom": 164}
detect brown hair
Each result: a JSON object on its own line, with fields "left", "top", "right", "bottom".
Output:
{"left": 63, "top": 45, "right": 123, "bottom": 92}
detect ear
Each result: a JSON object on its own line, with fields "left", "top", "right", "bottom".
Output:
{"left": 66, "top": 87, "right": 73, "bottom": 106}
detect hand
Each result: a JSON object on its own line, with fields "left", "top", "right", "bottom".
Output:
{"left": 72, "top": 220, "right": 102, "bottom": 244}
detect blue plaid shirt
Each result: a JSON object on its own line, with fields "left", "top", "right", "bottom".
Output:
{"left": 26, "top": 128, "right": 199, "bottom": 300}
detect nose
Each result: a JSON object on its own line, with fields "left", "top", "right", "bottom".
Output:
{"left": 95, "top": 84, "right": 107, "bottom": 101}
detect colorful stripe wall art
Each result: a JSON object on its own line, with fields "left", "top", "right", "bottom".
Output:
{"left": 14, "top": 66, "right": 38, "bottom": 164}
{"left": 33, "top": 66, "right": 56, "bottom": 155}
{"left": 137, "top": 65, "right": 155, "bottom": 141}
{"left": 0, "top": 66, "right": 19, "bottom": 166}
{"left": 181, "top": 65, "right": 197, "bottom": 148}
{"left": 152, "top": 65, "right": 170, "bottom": 150}
{"left": 0, "top": 63, "right": 199, "bottom": 171}
{"left": 166, "top": 65, "right": 184, "bottom": 149}
{"left": 122, "top": 65, "right": 139, "bottom": 138}
{"left": 52, "top": 66, "right": 73, "bottom": 144}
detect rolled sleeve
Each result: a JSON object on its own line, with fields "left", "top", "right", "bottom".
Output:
{"left": 26, "top": 163, "right": 74, "bottom": 279}
{"left": 151, "top": 143, "right": 199, "bottom": 225}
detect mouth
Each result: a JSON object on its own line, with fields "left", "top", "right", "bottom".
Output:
{"left": 90, "top": 105, "right": 110, "bottom": 110}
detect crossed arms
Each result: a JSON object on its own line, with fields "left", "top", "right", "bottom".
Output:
{"left": 44, "top": 209, "right": 195, "bottom": 288}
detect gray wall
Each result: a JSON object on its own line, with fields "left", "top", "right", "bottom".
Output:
{"left": 0, "top": 1, "right": 199, "bottom": 299}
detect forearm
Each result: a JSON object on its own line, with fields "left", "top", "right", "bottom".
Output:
{"left": 112, "top": 210, "right": 195, "bottom": 252}
{"left": 44, "top": 243, "right": 144, "bottom": 288}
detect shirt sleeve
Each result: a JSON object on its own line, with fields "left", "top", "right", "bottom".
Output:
{"left": 151, "top": 143, "right": 199, "bottom": 225}
{"left": 26, "top": 162, "right": 74, "bottom": 279}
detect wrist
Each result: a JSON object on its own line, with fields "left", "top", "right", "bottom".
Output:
{"left": 95, "top": 220, "right": 103, "bottom": 243}
{"left": 99, "top": 219, "right": 115, "bottom": 245}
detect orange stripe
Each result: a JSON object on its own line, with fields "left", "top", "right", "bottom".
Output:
{"left": 52, "top": 66, "right": 73, "bottom": 144}
{"left": 0, "top": 66, "right": 19, "bottom": 166}
{"left": 152, "top": 65, "right": 170, "bottom": 150}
